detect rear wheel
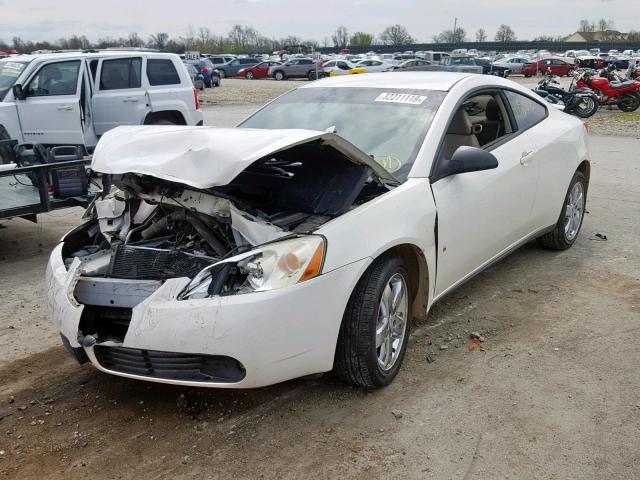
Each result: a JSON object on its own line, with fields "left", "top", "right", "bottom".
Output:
{"left": 307, "top": 70, "right": 317, "bottom": 80}
{"left": 245, "top": 71, "right": 254, "bottom": 80}
{"left": 218, "top": 69, "right": 226, "bottom": 79}
{"left": 334, "top": 255, "right": 411, "bottom": 389}
{"left": 538, "top": 171, "right": 587, "bottom": 250}
{"left": 274, "top": 71, "right": 285, "bottom": 81}
{"left": 617, "top": 92, "right": 640, "bottom": 112}
{"left": 573, "top": 95, "right": 598, "bottom": 118}
{"left": 149, "top": 119, "right": 177, "bottom": 125}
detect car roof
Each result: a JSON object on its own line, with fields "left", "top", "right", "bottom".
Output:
{"left": 301, "top": 72, "right": 473, "bottom": 92}
{"left": 5, "top": 51, "right": 178, "bottom": 62}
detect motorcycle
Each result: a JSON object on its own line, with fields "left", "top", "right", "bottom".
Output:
{"left": 625, "top": 60, "right": 640, "bottom": 80}
{"left": 533, "top": 70, "right": 599, "bottom": 118}
{"left": 574, "top": 67, "right": 640, "bottom": 112}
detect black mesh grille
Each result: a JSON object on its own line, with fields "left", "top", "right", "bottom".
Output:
{"left": 93, "top": 346, "right": 245, "bottom": 382}
{"left": 109, "top": 245, "right": 214, "bottom": 280}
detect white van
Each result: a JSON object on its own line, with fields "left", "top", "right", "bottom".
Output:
{"left": 0, "top": 51, "right": 203, "bottom": 162}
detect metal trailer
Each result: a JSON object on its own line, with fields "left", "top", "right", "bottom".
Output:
{"left": 0, "top": 139, "right": 94, "bottom": 222}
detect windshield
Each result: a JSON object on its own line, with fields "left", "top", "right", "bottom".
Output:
{"left": 0, "top": 60, "right": 28, "bottom": 100}
{"left": 575, "top": 50, "right": 591, "bottom": 57}
{"left": 240, "top": 87, "right": 445, "bottom": 181}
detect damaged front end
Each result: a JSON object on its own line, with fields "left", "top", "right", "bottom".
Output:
{"left": 53, "top": 128, "right": 394, "bottom": 383}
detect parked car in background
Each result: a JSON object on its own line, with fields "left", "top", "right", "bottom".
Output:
{"left": 185, "top": 58, "right": 220, "bottom": 87}
{"left": 474, "top": 58, "right": 510, "bottom": 77}
{"left": 602, "top": 55, "right": 631, "bottom": 69}
{"left": 216, "top": 57, "right": 261, "bottom": 78}
{"left": 353, "top": 59, "right": 391, "bottom": 73}
{"left": 564, "top": 50, "right": 603, "bottom": 69}
{"left": 237, "top": 61, "right": 282, "bottom": 79}
{"left": 439, "top": 56, "right": 483, "bottom": 74}
{"left": 391, "top": 59, "right": 433, "bottom": 71}
{"left": 0, "top": 51, "right": 203, "bottom": 162}
{"left": 185, "top": 63, "right": 205, "bottom": 90}
{"left": 48, "top": 72, "right": 590, "bottom": 390}
{"left": 522, "top": 58, "right": 576, "bottom": 77}
{"left": 321, "top": 59, "right": 358, "bottom": 76}
{"left": 422, "top": 51, "right": 450, "bottom": 64}
{"left": 270, "top": 58, "right": 323, "bottom": 80}
{"left": 492, "top": 57, "right": 530, "bottom": 75}
{"left": 210, "top": 55, "right": 236, "bottom": 66}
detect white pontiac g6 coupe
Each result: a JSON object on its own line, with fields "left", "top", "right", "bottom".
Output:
{"left": 47, "top": 73, "right": 589, "bottom": 389}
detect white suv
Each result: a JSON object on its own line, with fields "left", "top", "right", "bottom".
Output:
{"left": 0, "top": 51, "right": 203, "bottom": 162}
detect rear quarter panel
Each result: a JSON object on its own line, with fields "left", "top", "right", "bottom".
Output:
{"left": 525, "top": 108, "right": 588, "bottom": 227}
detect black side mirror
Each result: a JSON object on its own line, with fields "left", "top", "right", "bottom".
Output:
{"left": 433, "top": 146, "right": 498, "bottom": 181}
{"left": 12, "top": 84, "right": 26, "bottom": 100}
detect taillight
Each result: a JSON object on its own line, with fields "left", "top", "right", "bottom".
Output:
{"left": 202, "top": 67, "right": 209, "bottom": 73}
{"left": 193, "top": 87, "right": 200, "bottom": 110}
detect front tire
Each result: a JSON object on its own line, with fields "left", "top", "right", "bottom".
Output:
{"left": 0, "top": 128, "right": 13, "bottom": 165}
{"left": 218, "top": 70, "right": 226, "bottom": 79}
{"left": 245, "top": 71, "right": 254, "bottom": 80}
{"left": 538, "top": 170, "right": 587, "bottom": 250}
{"left": 274, "top": 71, "right": 285, "bottom": 81}
{"left": 334, "top": 256, "right": 411, "bottom": 389}
{"left": 573, "top": 95, "right": 598, "bottom": 118}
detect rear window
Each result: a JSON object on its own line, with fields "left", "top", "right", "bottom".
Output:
{"left": 240, "top": 58, "right": 257, "bottom": 64}
{"left": 147, "top": 59, "right": 180, "bottom": 86}
{"left": 100, "top": 58, "right": 142, "bottom": 90}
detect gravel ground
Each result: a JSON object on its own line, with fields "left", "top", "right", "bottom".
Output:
{"left": 200, "top": 76, "right": 640, "bottom": 137}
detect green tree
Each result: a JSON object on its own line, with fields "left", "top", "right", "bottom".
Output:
{"left": 350, "top": 32, "right": 375, "bottom": 47}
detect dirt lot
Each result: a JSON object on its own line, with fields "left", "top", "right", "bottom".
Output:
{"left": 0, "top": 76, "right": 639, "bottom": 479}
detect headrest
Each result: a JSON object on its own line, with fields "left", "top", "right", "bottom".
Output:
{"left": 486, "top": 98, "right": 501, "bottom": 121}
{"left": 447, "top": 108, "right": 473, "bottom": 135}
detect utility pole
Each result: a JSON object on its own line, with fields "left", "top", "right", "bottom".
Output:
{"left": 454, "top": 17, "right": 458, "bottom": 34}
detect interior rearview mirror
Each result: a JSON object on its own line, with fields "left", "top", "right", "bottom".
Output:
{"left": 12, "top": 84, "right": 26, "bottom": 100}
{"left": 433, "top": 146, "right": 499, "bottom": 181}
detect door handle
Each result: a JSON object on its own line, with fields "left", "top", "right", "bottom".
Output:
{"left": 519, "top": 150, "right": 534, "bottom": 166}
{"left": 123, "top": 97, "right": 139, "bottom": 103}
{"left": 57, "top": 105, "right": 73, "bottom": 111}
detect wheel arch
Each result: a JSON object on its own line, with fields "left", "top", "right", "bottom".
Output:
{"left": 370, "top": 243, "right": 430, "bottom": 322}
{"left": 577, "top": 159, "right": 591, "bottom": 192}
{"left": 143, "top": 111, "right": 187, "bottom": 125}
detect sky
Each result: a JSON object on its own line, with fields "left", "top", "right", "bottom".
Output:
{"left": 0, "top": 0, "right": 638, "bottom": 44}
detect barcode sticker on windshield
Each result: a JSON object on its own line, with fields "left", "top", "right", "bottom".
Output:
{"left": 375, "top": 93, "right": 427, "bottom": 105}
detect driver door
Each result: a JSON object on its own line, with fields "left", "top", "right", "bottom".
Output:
{"left": 431, "top": 91, "right": 542, "bottom": 298}
{"left": 15, "top": 59, "right": 86, "bottom": 145}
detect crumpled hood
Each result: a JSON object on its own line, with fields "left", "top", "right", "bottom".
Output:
{"left": 92, "top": 126, "right": 398, "bottom": 189}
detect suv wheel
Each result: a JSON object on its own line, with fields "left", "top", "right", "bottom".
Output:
{"left": 274, "top": 71, "right": 285, "bottom": 81}
{"left": 218, "top": 70, "right": 226, "bottom": 78}
{"left": 307, "top": 70, "right": 317, "bottom": 80}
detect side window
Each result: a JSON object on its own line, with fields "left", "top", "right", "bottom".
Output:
{"left": 100, "top": 58, "right": 141, "bottom": 90}
{"left": 146, "top": 59, "right": 181, "bottom": 86}
{"left": 230, "top": 60, "right": 240, "bottom": 66}
{"left": 504, "top": 90, "right": 547, "bottom": 131}
{"left": 25, "top": 60, "right": 81, "bottom": 97}
{"left": 299, "top": 59, "right": 312, "bottom": 65}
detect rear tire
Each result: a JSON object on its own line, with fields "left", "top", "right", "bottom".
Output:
{"left": 334, "top": 255, "right": 411, "bottom": 389}
{"left": 573, "top": 95, "right": 598, "bottom": 118}
{"left": 218, "top": 70, "right": 226, "bottom": 78}
{"left": 274, "top": 71, "right": 285, "bottom": 81}
{"left": 617, "top": 92, "right": 640, "bottom": 112}
{"left": 538, "top": 170, "right": 587, "bottom": 250}
{"left": 149, "top": 119, "right": 176, "bottom": 125}
{"left": 245, "top": 71, "right": 254, "bottom": 80}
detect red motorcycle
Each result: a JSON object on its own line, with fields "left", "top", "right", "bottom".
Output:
{"left": 574, "top": 68, "right": 640, "bottom": 112}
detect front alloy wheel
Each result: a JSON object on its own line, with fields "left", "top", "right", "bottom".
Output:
{"left": 334, "top": 255, "right": 412, "bottom": 388}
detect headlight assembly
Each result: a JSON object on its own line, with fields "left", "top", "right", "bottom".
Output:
{"left": 179, "top": 235, "right": 325, "bottom": 300}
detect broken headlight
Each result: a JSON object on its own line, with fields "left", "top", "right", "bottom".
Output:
{"left": 179, "top": 236, "right": 326, "bottom": 300}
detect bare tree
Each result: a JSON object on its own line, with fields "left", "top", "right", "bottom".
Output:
{"left": 432, "top": 27, "right": 466, "bottom": 43}
{"left": 148, "top": 32, "right": 169, "bottom": 50}
{"left": 597, "top": 18, "right": 613, "bottom": 33}
{"left": 578, "top": 19, "right": 595, "bottom": 32}
{"left": 475, "top": 28, "right": 487, "bottom": 42}
{"left": 379, "top": 24, "right": 414, "bottom": 46}
{"left": 127, "top": 33, "right": 145, "bottom": 48}
{"left": 494, "top": 25, "right": 516, "bottom": 42}
{"left": 331, "top": 26, "right": 349, "bottom": 48}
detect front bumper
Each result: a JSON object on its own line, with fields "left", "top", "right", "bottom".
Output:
{"left": 47, "top": 243, "right": 370, "bottom": 388}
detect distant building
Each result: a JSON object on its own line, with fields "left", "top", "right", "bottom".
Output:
{"left": 565, "top": 30, "right": 628, "bottom": 42}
